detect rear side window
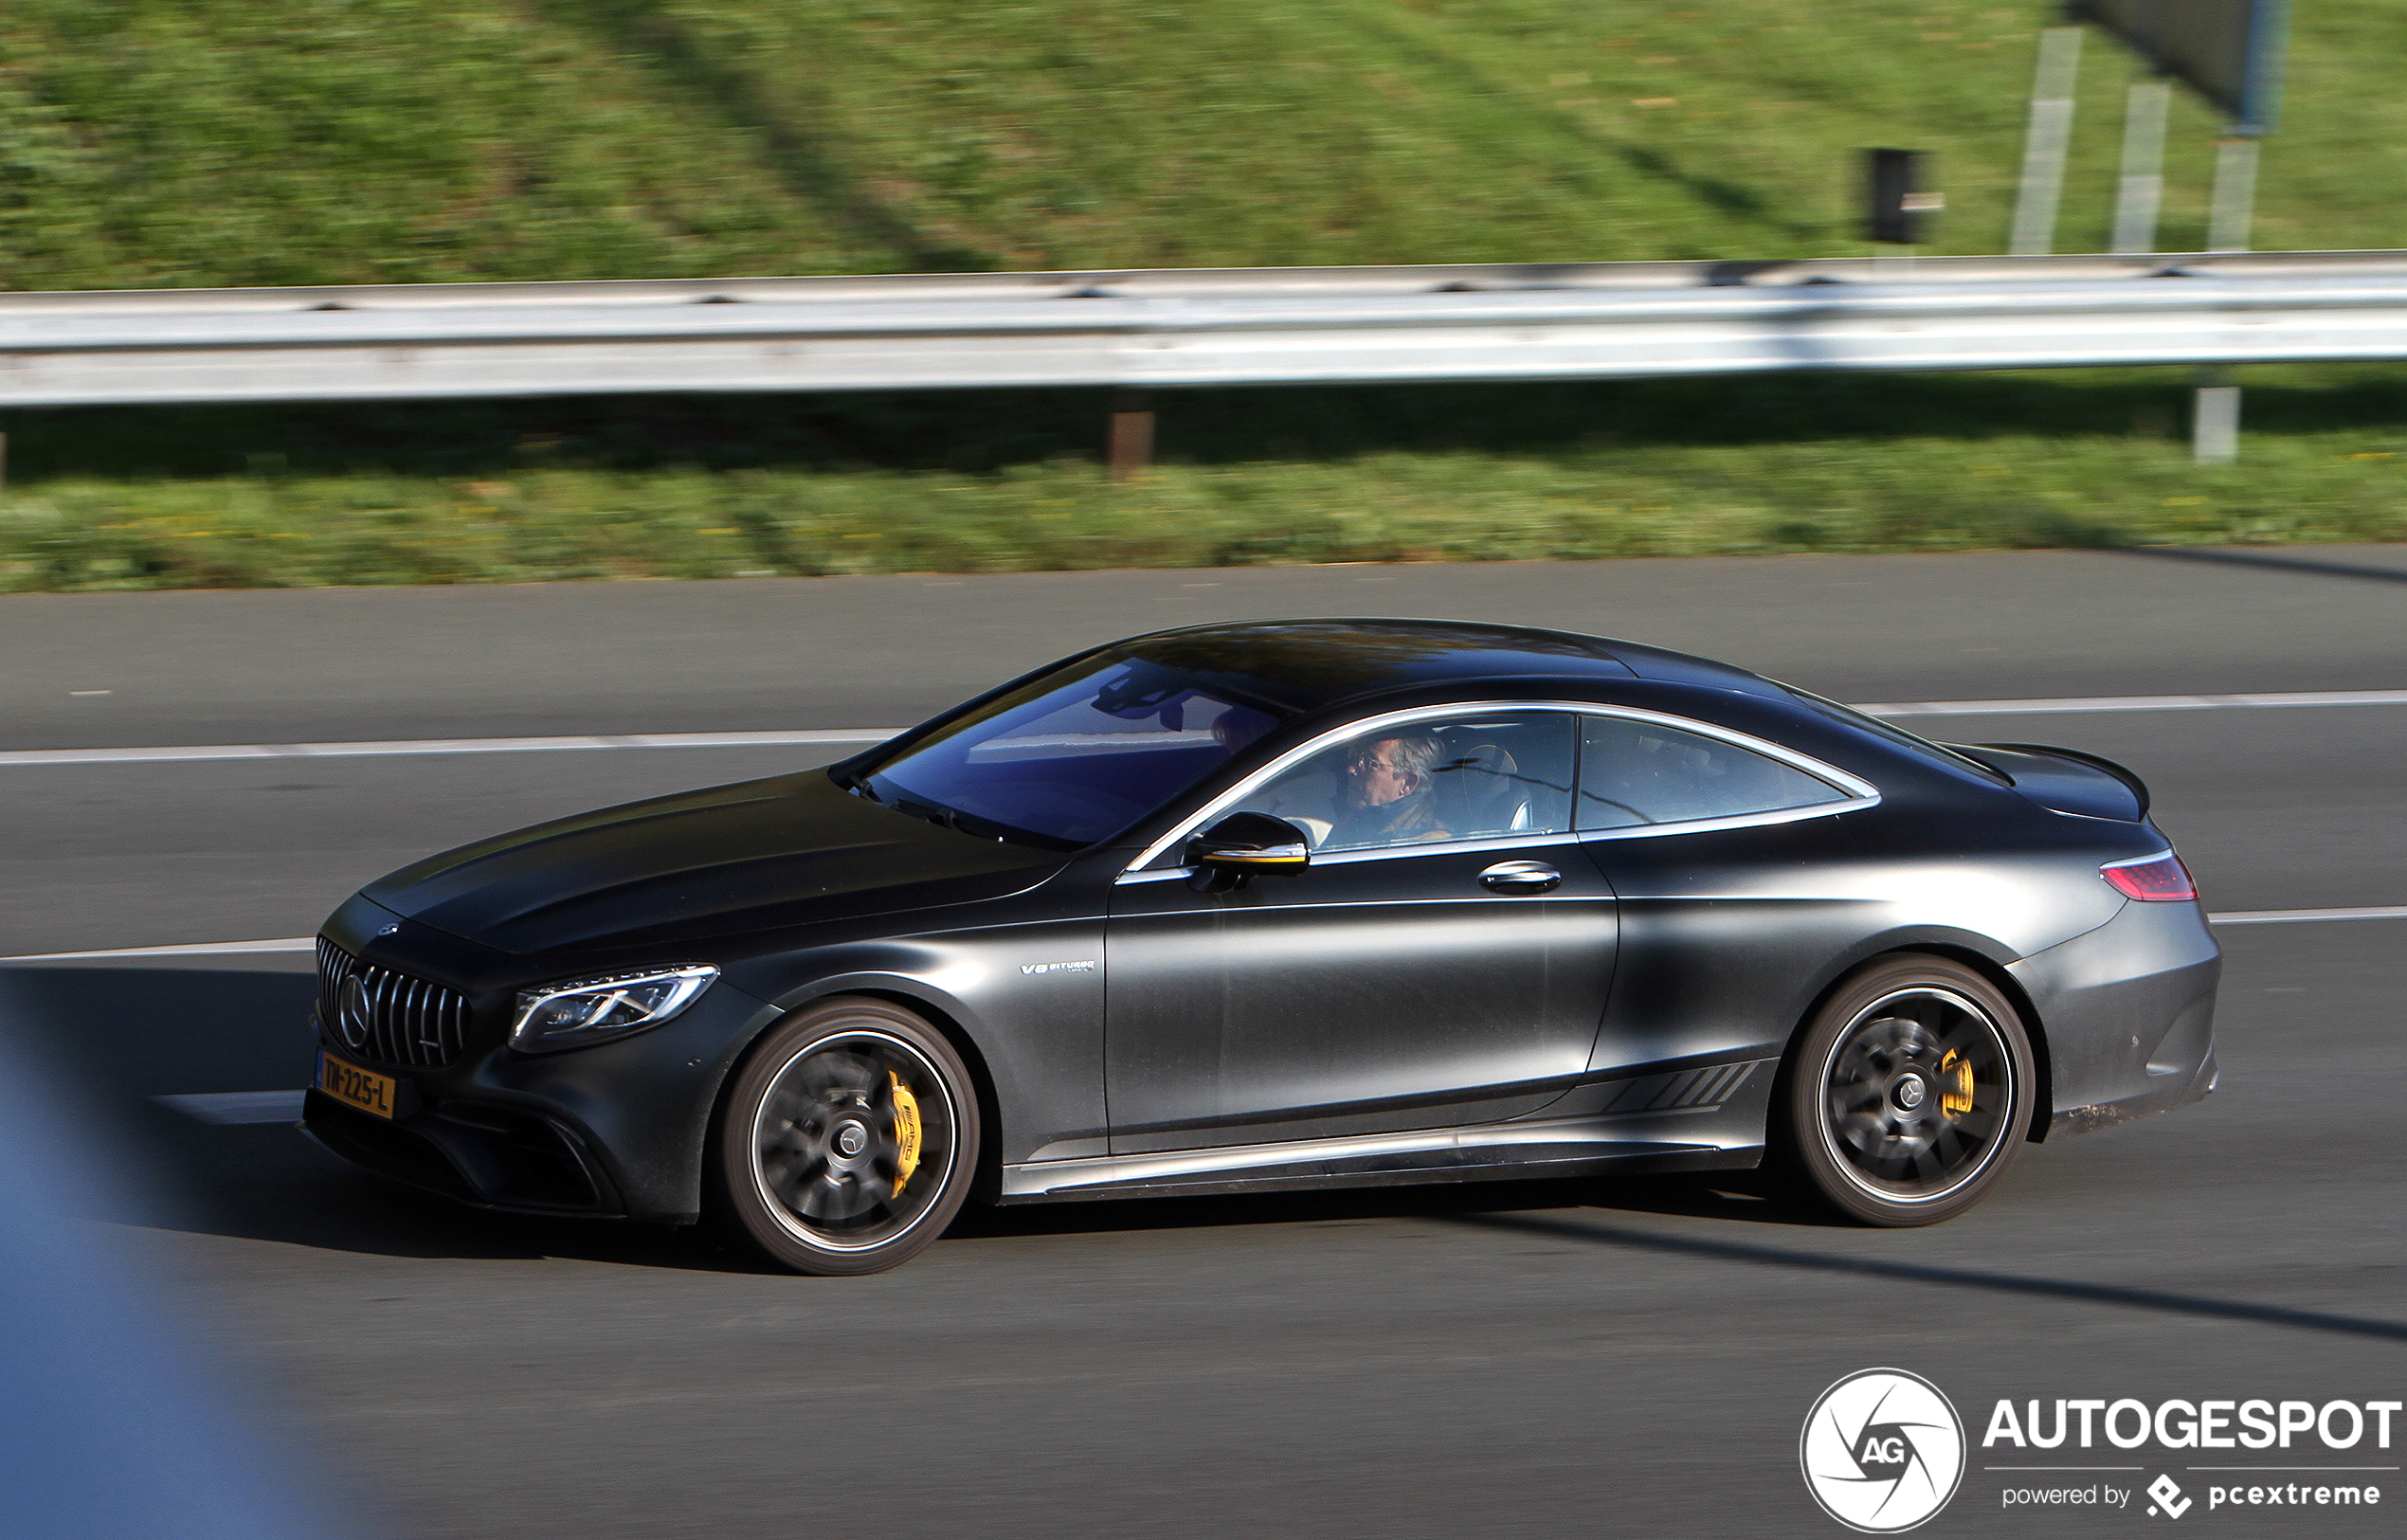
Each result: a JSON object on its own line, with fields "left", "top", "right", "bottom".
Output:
{"left": 1776, "top": 684, "right": 2011, "bottom": 784}
{"left": 1578, "top": 715, "right": 1849, "bottom": 830}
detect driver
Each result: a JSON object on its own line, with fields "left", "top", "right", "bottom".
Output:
{"left": 1324, "top": 733, "right": 1450, "bottom": 849}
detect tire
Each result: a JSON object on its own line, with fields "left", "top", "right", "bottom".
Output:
{"left": 716, "top": 998, "right": 981, "bottom": 1276}
{"left": 1775, "top": 956, "right": 2036, "bottom": 1227}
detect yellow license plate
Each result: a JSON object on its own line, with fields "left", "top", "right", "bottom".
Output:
{"left": 317, "top": 1050, "right": 397, "bottom": 1119}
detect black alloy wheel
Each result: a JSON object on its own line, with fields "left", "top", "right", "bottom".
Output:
{"left": 1777, "top": 955, "right": 2036, "bottom": 1226}
{"left": 716, "top": 998, "right": 980, "bottom": 1276}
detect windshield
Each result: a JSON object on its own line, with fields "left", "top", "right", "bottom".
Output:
{"left": 854, "top": 651, "right": 1291, "bottom": 849}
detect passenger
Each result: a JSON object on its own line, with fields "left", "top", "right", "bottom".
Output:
{"left": 1325, "top": 734, "right": 1450, "bottom": 849}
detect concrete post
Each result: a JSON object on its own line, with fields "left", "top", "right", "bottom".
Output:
{"left": 2110, "top": 80, "right": 2171, "bottom": 255}
{"left": 2009, "top": 27, "right": 2084, "bottom": 257}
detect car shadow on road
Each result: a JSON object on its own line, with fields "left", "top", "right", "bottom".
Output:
{"left": 143, "top": 1128, "right": 1829, "bottom": 1277}
{"left": 1434, "top": 1209, "right": 2407, "bottom": 1345}
{"left": 945, "top": 1168, "right": 1829, "bottom": 1244}
{"left": 0, "top": 962, "right": 1845, "bottom": 1274}
{"left": 0, "top": 963, "right": 782, "bottom": 1273}
{"left": 40, "top": 953, "right": 2381, "bottom": 1348}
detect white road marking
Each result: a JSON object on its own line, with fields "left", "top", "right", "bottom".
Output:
{"left": 4, "top": 937, "right": 316, "bottom": 960}
{"left": 2206, "top": 905, "right": 2407, "bottom": 926}
{"left": 1859, "top": 688, "right": 2407, "bottom": 717}
{"left": 154, "top": 1090, "right": 307, "bottom": 1125}
{"left": 0, "top": 727, "right": 900, "bottom": 767}
{"left": 11, "top": 905, "right": 2404, "bottom": 966}
{"left": 5, "top": 689, "right": 2403, "bottom": 768}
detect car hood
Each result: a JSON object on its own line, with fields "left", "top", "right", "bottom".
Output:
{"left": 361, "top": 771, "right": 1070, "bottom": 954}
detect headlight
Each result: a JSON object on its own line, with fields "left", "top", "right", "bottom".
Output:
{"left": 511, "top": 965, "right": 718, "bottom": 1054}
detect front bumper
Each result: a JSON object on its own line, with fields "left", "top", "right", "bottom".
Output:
{"left": 303, "top": 1084, "right": 625, "bottom": 1213}
{"left": 302, "top": 972, "right": 774, "bottom": 1223}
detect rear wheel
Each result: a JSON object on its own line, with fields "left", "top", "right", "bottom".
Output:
{"left": 1777, "top": 956, "right": 2035, "bottom": 1226}
{"left": 717, "top": 999, "right": 980, "bottom": 1276}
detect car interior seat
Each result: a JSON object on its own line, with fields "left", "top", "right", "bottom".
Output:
{"left": 1432, "top": 739, "right": 1528, "bottom": 837}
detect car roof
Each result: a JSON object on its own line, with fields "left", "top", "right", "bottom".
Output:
{"left": 1114, "top": 618, "right": 1783, "bottom": 714}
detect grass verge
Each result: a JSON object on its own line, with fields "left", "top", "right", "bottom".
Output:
{"left": 4, "top": 371, "right": 2401, "bottom": 592}
{"left": 3, "top": 1, "right": 2403, "bottom": 288}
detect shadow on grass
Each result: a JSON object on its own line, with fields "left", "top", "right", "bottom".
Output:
{"left": 552, "top": 0, "right": 993, "bottom": 274}
{"left": 9, "top": 370, "right": 2404, "bottom": 483}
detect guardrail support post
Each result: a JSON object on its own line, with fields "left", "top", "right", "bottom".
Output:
{"left": 2194, "top": 371, "right": 2241, "bottom": 463}
{"left": 2196, "top": 134, "right": 2260, "bottom": 463}
{"left": 2010, "top": 27, "right": 2084, "bottom": 257}
{"left": 1108, "top": 388, "right": 1153, "bottom": 482}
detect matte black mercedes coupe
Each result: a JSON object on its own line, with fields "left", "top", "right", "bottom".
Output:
{"left": 303, "top": 621, "right": 2219, "bottom": 1273}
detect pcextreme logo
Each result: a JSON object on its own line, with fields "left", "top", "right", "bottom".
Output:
{"left": 1801, "top": 1368, "right": 1968, "bottom": 1532}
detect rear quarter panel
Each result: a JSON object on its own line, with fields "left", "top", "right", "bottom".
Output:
{"left": 1580, "top": 800, "right": 2129, "bottom": 1079}
{"left": 1559, "top": 683, "right": 2172, "bottom": 1100}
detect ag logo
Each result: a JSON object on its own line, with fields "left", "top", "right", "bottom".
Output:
{"left": 1801, "top": 1368, "right": 1965, "bottom": 1532}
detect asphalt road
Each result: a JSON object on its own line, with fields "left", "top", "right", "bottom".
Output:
{"left": 5, "top": 545, "right": 2404, "bottom": 1540}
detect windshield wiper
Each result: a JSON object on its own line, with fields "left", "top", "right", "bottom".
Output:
{"left": 886, "top": 792, "right": 1045, "bottom": 847}
{"left": 856, "top": 773, "right": 1068, "bottom": 849}
{"left": 888, "top": 793, "right": 973, "bottom": 835}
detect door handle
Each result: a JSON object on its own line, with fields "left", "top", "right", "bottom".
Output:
{"left": 1478, "top": 860, "right": 1562, "bottom": 895}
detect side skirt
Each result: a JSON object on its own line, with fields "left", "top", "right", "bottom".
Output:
{"left": 999, "top": 1114, "right": 1765, "bottom": 1205}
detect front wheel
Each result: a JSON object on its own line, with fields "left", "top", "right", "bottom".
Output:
{"left": 716, "top": 999, "right": 981, "bottom": 1276}
{"left": 1776, "top": 956, "right": 2036, "bottom": 1227}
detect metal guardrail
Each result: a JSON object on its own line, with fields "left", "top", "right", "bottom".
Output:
{"left": 3, "top": 250, "right": 2405, "bottom": 407}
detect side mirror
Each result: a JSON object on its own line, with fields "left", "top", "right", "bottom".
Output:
{"left": 1185, "top": 812, "right": 1311, "bottom": 891}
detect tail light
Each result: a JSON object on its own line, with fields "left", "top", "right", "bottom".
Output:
{"left": 2101, "top": 851, "right": 2197, "bottom": 902}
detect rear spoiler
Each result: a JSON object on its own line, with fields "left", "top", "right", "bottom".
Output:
{"left": 1969, "top": 742, "right": 2152, "bottom": 820}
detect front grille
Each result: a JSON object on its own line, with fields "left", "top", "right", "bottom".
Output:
{"left": 314, "top": 936, "right": 347, "bottom": 1022}
{"left": 317, "top": 937, "right": 474, "bottom": 1068}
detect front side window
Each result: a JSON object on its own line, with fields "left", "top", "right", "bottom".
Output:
{"left": 1226, "top": 712, "right": 1577, "bottom": 854}
{"left": 1577, "top": 715, "right": 1847, "bottom": 831}
{"left": 860, "top": 653, "right": 1289, "bottom": 848}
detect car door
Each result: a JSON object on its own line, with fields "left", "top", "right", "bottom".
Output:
{"left": 1568, "top": 710, "right": 1885, "bottom": 1080}
{"left": 1103, "top": 708, "right": 1618, "bottom": 1155}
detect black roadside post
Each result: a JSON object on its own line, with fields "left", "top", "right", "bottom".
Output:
{"left": 1864, "top": 149, "right": 1942, "bottom": 248}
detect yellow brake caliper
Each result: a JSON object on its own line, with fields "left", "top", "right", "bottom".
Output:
{"left": 888, "top": 1071, "right": 923, "bottom": 1196}
{"left": 1938, "top": 1048, "right": 1975, "bottom": 1120}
